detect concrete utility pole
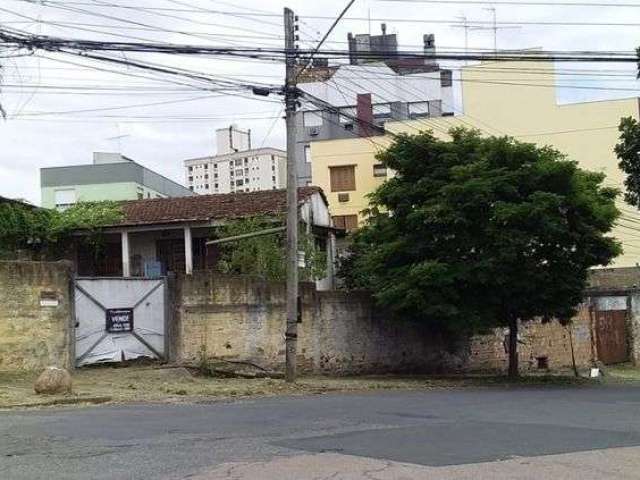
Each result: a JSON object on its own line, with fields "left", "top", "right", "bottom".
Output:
{"left": 284, "top": 6, "right": 299, "bottom": 383}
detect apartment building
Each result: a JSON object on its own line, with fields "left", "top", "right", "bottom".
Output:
{"left": 310, "top": 60, "right": 640, "bottom": 267}
{"left": 295, "top": 26, "right": 454, "bottom": 186}
{"left": 41, "top": 152, "right": 193, "bottom": 210}
{"left": 184, "top": 125, "right": 286, "bottom": 194}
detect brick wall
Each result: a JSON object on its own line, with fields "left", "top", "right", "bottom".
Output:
{"left": 589, "top": 267, "right": 640, "bottom": 289}
{"left": 0, "top": 261, "right": 73, "bottom": 371}
{"left": 466, "top": 305, "right": 594, "bottom": 372}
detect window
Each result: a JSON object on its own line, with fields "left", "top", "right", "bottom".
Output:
{"left": 188, "top": 176, "right": 193, "bottom": 182}
{"left": 205, "top": 184, "right": 209, "bottom": 189}
{"left": 214, "top": 183, "right": 218, "bottom": 189}
{"left": 329, "top": 165, "right": 356, "bottom": 192}
{"left": 332, "top": 215, "right": 358, "bottom": 231}
{"left": 244, "top": 168, "right": 249, "bottom": 175}
{"left": 147, "top": 192, "right": 151, "bottom": 198}
{"left": 189, "top": 186, "right": 194, "bottom": 191}
{"left": 204, "top": 174, "right": 209, "bottom": 180}
{"left": 373, "top": 164, "right": 387, "bottom": 177}
{"left": 272, "top": 176, "right": 276, "bottom": 182}
{"left": 244, "top": 158, "right": 248, "bottom": 164}
{"left": 303, "top": 110, "right": 323, "bottom": 127}
{"left": 304, "top": 145, "right": 312, "bottom": 164}
{"left": 236, "top": 169, "right": 243, "bottom": 176}
{"left": 188, "top": 166, "right": 193, "bottom": 172}
{"left": 236, "top": 179, "right": 244, "bottom": 186}
{"left": 235, "top": 159, "right": 242, "bottom": 166}
{"left": 440, "top": 69, "right": 453, "bottom": 87}
{"left": 137, "top": 192, "right": 144, "bottom": 200}
{"left": 204, "top": 164, "right": 208, "bottom": 170}
{"left": 214, "top": 163, "right": 218, "bottom": 170}
{"left": 409, "top": 101, "right": 430, "bottom": 118}
{"left": 214, "top": 173, "right": 218, "bottom": 179}
{"left": 54, "top": 189, "right": 76, "bottom": 210}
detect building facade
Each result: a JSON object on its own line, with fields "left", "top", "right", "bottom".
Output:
{"left": 184, "top": 125, "right": 286, "bottom": 194}
{"left": 310, "top": 60, "right": 640, "bottom": 266}
{"left": 41, "top": 152, "right": 193, "bottom": 210}
{"left": 295, "top": 27, "right": 454, "bottom": 186}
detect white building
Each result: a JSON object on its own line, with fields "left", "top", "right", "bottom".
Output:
{"left": 184, "top": 125, "right": 287, "bottom": 194}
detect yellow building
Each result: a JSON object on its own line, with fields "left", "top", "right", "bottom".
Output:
{"left": 310, "top": 61, "right": 640, "bottom": 267}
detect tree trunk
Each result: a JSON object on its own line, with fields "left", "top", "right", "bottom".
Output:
{"left": 508, "top": 317, "right": 519, "bottom": 378}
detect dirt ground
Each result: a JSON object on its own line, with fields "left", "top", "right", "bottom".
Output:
{"left": 0, "top": 363, "right": 609, "bottom": 410}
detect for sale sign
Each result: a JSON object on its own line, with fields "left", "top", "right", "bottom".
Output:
{"left": 106, "top": 308, "right": 134, "bottom": 333}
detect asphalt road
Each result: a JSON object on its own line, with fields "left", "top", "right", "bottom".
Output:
{"left": 2, "top": 385, "right": 640, "bottom": 479}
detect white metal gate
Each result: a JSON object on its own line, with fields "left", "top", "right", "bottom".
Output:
{"left": 74, "top": 277, "right": 167, "bottom": 367}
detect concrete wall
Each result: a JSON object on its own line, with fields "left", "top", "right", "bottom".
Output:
{"left": 172, "top": 272, "right": 459, "bottom": 374}
{"left": 0, "top": 261, "right": 73, "bottom": 371}
{"left": 171, "top": 272, "right": 609, "bottom": 375}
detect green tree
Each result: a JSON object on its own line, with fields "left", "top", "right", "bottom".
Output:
{"left": 615, "top": 116, "right": 640, "bottom": 207}
{"left": 215, "top": 216, "right": 327, "bottom": 282}
{"left": 341, "top": 129, "right": 621, "bottom": 377}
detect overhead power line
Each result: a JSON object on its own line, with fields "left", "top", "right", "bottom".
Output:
{"left": 375, "top": 0, "right": 640, "bottom": 7}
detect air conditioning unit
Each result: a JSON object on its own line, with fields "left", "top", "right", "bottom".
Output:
{"left": 308, "top": 127, "right": 320, "bottom": 136}
{"left": 338, "top": 193, "right": 350, "bottom": 203}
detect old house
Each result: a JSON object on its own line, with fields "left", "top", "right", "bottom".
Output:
{"left": 72, "top": 187, "right": 338, "bottom": 289}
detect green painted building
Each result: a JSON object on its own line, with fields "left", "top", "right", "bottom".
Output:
{"left": 41, "top": 152, "right": 193, "bottom": 209}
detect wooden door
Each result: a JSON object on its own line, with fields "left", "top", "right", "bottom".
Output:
{"left": 596, "top": 309, "right": 629, "bottom": 365}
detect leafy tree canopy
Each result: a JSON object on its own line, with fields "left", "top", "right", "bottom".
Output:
{"left": 342, "top": 129, "right": 621, "bottom": 339}
{"left": 215, "top": 216, "right": 327, "bottom": 282}
{"left": 615, "top": 116, "right": 640, "bottom": 207}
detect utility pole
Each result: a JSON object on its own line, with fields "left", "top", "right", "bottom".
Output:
{"left": 283, "top": 6, "right": 299, "bottom": 383}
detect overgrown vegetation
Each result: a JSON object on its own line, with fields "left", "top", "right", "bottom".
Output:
{"left": 215, "top": 216, "right": 327, "bottom": 282}
{"left": 0, "top": 201, "right": 123, "bottom": 259}
{"left": 340, "top": 128, "right": 621, "bottom": 377}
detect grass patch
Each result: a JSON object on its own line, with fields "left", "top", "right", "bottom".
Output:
{"left": 0, "top": 366, "right": 609, "bottom": 410}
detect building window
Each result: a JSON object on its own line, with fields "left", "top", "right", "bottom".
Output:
{"left": 204, "top": 174, "right": 209, "bottom": 180}
{"left": 303, "top": 110, "right": 323, "bottom": 127}
{"left": 214, "top": 183, "right": 218, "bottom": 189}
{"left": 304, "top": 145, "right": 312, "bottom": 164}
{"left": 440, "top": 69, "right": 453, "bottom": 87}
{"left": 236, "top": 169, "right": 243, "bottom": 176}
{"left": 409, "top": 101, "right": 430, "bottom": 118}
{"left": 214, "top": 163, "right": 218, "bottom": 170}
{"left": 188, "top": 176, "right": 193, "bottom": 182}
{"left": 235, "top": 159, "right": 242, "bottom": 166}
{"left": 332, "top": 215, "right": 358, "bottom": 231}
{"left": 188, "top": 166, "right": 193, "bottom": 172}
{"left": 373, "top": 164, "right": 387, "bottom": 177}
{"left": 204, "top": 164, "right": 208, "bottom": 170}
{"left": 329, "top": 165, "right": 356, "bottom": 192}
{"left": 272, "top": 176, "right": 276, "bottom": 182}
{"left": 189, "top": 186, "right": 194, "bottom": 191}
{"left": 137, "top": 192, "right": 144, "bottom": 200}
{"left": 54, "top": 188, "right": 76, "bottom": 210}
{"left": 236, "top": 179, "right": 244, "bottom": 186}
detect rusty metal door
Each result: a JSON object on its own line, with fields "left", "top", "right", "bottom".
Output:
{"left": 74, "top": 277, "right": 167, "bottom": 367}
{"left": 595, "top": 309, "right": 629, "bottom": 365}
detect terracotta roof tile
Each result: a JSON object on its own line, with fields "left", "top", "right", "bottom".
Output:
{"left": 117, "top": 187, "right": 324, "bottom": 227}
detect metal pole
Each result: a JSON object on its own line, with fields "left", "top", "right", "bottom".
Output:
{"left": 284, "top": 7, "right": 299, "bottom": 383}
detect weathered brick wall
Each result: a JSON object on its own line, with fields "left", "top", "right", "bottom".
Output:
{"left": 173, "top": 272, "right": 461, "bottom": 374}
{"left": 465, "top": 305, "right": 594, "bottom": 372}
{"left": 589, "top": 267, "right": 640, "bottom": 289}
{"left": 0, "top": 261, "right": 73, "bottom": 371}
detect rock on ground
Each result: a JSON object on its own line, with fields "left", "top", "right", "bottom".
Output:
{"left": 33, "top": 367, "right": 72, "bottom": 395}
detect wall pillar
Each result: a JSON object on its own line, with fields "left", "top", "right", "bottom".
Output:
{"left": 184, "top": 226, "right": 193, "bottom": 275}
{"left": 121, "top": 231, "right": 130, "bottom": 277}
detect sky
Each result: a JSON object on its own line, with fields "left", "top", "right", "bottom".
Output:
{"left": 1, "top": 0, "right": 640, "bottom": 205}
